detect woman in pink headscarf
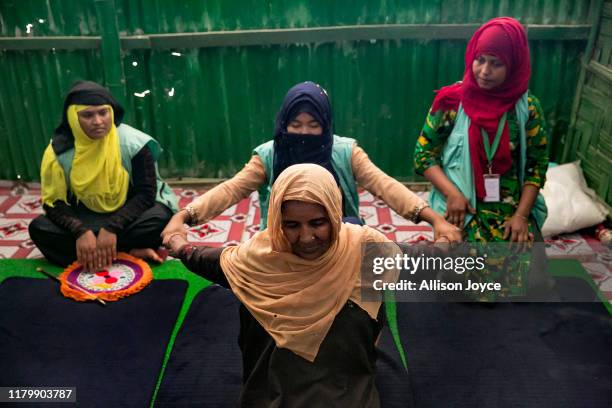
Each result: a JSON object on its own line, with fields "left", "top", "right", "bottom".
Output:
{"left": 414, "top": 17, "right": 550, "bottom": 297}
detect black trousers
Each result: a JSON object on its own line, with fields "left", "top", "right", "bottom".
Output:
{"left": 28, "top": 202, "right": 173, "bottom": 267}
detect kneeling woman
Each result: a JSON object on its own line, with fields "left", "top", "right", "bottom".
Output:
{"left": 29, "top": 81, "right": 177, "bottom": 270}
{"left": 167, "top": 164, "right": 399, "bottom": 407}
{"left": 413, "top": 17, "right": 550, "bottom": 297}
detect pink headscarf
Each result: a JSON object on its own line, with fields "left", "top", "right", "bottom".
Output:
{"left": 432, "top": 17, "right": 531, "bottom": 200}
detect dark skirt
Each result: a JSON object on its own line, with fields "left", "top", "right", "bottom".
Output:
{"left": 28, "top": 202, "right": 173, "bottom": 266}
{"left": 238, "top": 300, "right": 384, "bottom": 408}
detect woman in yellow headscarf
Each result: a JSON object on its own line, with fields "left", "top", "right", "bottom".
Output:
{"left": 166, "top": 163, "right": 402, "bottom": 407}
{"left": 29, "top": 81, "right": 177, "bottom": 271}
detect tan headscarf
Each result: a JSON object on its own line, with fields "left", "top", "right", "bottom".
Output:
{"left": 220, "top": 163, "right": 398, "bottom": 362}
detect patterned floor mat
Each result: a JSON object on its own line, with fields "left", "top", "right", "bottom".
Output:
{"left": 0, "top": 181, "right": 609, "bottom": 300}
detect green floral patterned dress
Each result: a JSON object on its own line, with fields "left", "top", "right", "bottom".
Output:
{"left": 414, "top": 91, "right": 549, "bottom": 298}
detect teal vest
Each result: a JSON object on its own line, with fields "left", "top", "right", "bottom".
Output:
{"left": 54, "top": 124, "right": 178, "bottom": 213}
{"left": 429, "top": 92, "right": 547, "bottom": 229}
{"left": 253, "top": 135, "right": 360, "bottom": 230}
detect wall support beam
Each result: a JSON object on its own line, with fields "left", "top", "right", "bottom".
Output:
{"left": 0, "top": 24, "right": 591, "bottom": 51}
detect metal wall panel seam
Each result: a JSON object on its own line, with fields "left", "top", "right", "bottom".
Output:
{"left": 0, "top": 24, "right": 592, "bottom": 50}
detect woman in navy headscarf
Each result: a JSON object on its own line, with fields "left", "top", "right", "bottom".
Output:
{"left": 162, "top": 81, "right": 461, "bottom": 242}
{"left": 271, "top": 81, "right": 338, "bottom": 185}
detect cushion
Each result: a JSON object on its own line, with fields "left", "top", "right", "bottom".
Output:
{"left": 540, "top": 161, "right": 608, "bottom": 237}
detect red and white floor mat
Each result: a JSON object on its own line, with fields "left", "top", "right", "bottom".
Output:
{"left": 0, "top": 181, "right": 610, "bottom": 300}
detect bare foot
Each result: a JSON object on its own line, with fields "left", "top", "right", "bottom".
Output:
{"left": 129, "top": 248, "right": 164, "bottom": 263}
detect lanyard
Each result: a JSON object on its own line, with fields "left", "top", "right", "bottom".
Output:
{"left": 481, "top": 112, "right": 507, "bottom": 174}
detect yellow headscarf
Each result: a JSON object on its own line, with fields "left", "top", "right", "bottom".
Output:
{"left": 220, "top": 163, "right": 400, "bottom": 362}
{"left": 40, "top": 104, "right": 129, "bottom": 213}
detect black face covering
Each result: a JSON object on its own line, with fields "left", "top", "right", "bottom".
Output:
{"left": 272, "top": 81, "right": 339, "bottom": 185}
{"left": 52, "top": 81, "right": 124, "bottom": 154}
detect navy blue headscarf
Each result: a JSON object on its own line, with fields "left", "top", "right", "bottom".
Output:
{"left": 272, "top": 81, "right": 339, "bottom": 184}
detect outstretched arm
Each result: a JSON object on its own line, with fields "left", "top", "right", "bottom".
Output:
{"left": 161, "top": 155, "right": 266, "bottom": 246}
{"left": 166, "top": 234, "right": 229, "bottom": 288}
{"left": 352, "top": 145, "right": 461, "bottom": 242}
{"left": 352, "top": 144, "right": 427, "bottom": 222}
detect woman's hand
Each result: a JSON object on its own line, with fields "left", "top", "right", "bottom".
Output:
{"left": 504, "top": 184, "right": 538, "bottom": 251}
{"left": 165, "top": 233, "right": 190, "bottom": 258}
{"left": 444, "top": 191, "right": 476, "bottom": 228}
{"left": 418, "top": 207, "right": 463, "bottom": 243}
{"left": 503, "top": 213, "right": 534, "bottom": 251}
{"left": 161, "top": 211, "right": 190, "bottom": 247}
{"left": 76, "top": 230, "right": 97, "bottom": 272}
{"left": 422, "top": 166, "right": 475, "bottom": 228}
{"left": 97, "top": 228, "right": 117, "bottom": 269}
{"left": 432, "top": 218, "right": 463, "bottom": 243}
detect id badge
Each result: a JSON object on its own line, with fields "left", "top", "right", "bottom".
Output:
{"left": 483, "top": 174, "right": 500, "bottom": 202}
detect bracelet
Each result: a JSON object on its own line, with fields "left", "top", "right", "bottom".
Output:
{"left": 515, "top": 212, "right": 529, "bottom": 221}
{"left": 165, "top": 232, "right": 186, "bottom": 245}
{"left": 181, "top": 205, "right": 197, "bottom": 226}
{"left": 410, "top": 203, "right": 430, "bottom": 223}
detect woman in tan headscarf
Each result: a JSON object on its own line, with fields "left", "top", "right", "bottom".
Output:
{"left": 166, "top": 163, "right": 401, "bottom": 407}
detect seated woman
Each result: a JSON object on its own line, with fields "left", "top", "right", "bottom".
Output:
{"left": 166, "top": 163, "right": 402, "bottom": 407}
{"left": 413, "top": 17, "right": 550, "bottom": 296}
{"left": 162, "top": 81, "right": 461, "bottom": 244}
{"left": 415, "top": 17, "right": 548, "bottom": 240}
{"left": 29, "top": 81, "right": 178, "bottom": 271}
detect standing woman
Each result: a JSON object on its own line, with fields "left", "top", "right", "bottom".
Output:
{"left": 29, "top": 81, "right": 178, "bottom": 270}
{"left": 162, "top": 81, "right": 461, "bottom": 245}
{"left": 166, "top": 164, "right": 401, "bottom": 407}
{"left": 413, "top": 17, "right": 549, "bottom": 295}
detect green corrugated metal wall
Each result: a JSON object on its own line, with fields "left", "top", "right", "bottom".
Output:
{"left": 565, "top": 0, "right": 612, "bottom": 205}
{"left": 0, "top": 0, "right": 600, "bottom": 181}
